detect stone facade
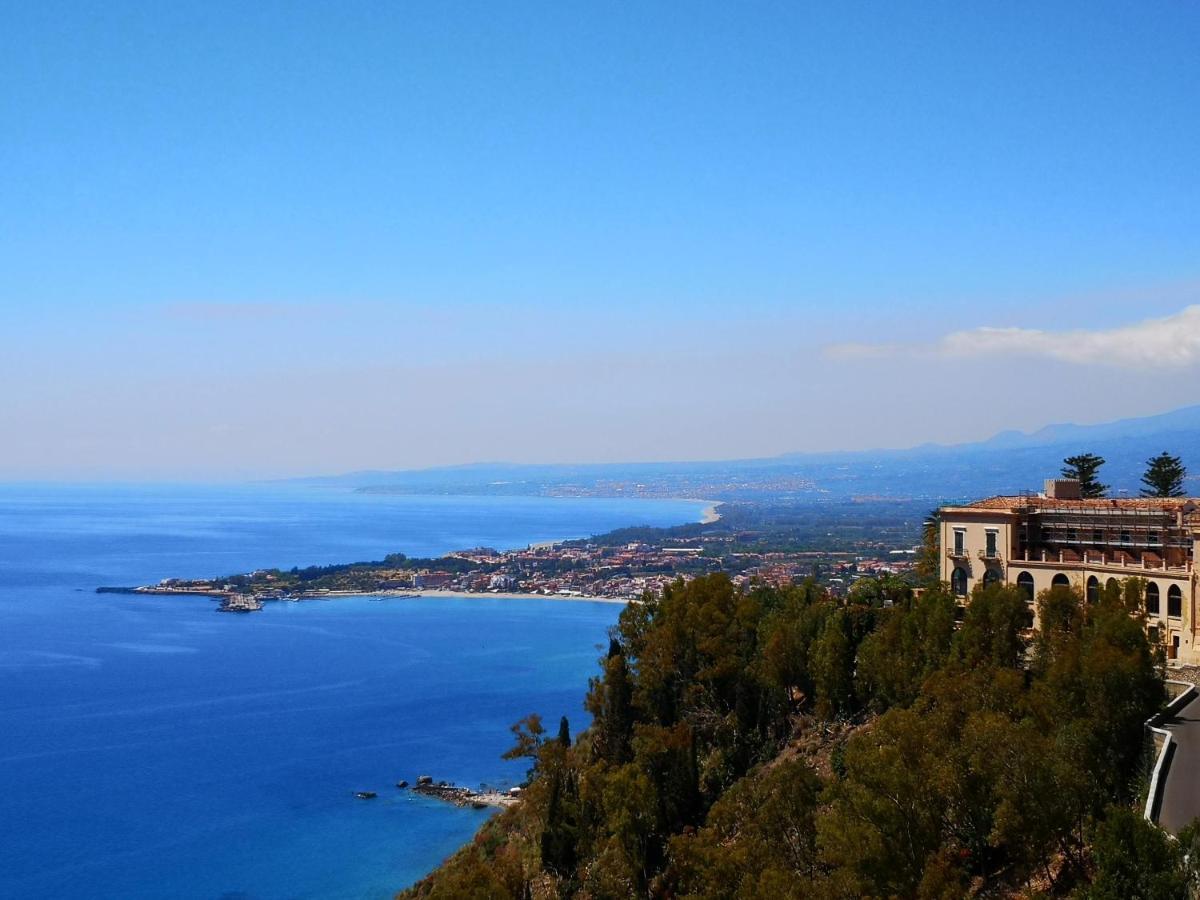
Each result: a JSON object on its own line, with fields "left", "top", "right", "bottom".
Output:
{"left": 939, "top": 483, "right": 1200, "bottom": 663}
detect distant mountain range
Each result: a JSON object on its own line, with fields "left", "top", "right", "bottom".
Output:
{"left": 917, "top": 404, "right": 1200, "bottom": 455}
{"left": 293, "top": 405, "right": 1200, "bottom": 503}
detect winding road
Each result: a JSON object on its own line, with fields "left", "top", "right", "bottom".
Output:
{"left": 1156, "top": 690, "right": 1200, "bottom": 833}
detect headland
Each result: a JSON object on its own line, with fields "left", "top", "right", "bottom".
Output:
{"left": 96, "top": 496, "right": 923, "bottom": 611}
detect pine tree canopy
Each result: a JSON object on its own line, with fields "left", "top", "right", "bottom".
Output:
{"left": 1140, "top": 452, "right": 1187, "bottom": 498}
{"left": 1061, "top": 453, "right": 1109, "bottom": 498}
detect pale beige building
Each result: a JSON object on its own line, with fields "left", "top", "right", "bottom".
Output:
{"left": 939, "top": 479, "right": 1200, "bottom": 663}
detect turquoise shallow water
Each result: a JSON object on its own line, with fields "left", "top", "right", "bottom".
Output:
{"left": 0, "top": 485, "right": 703, "bottom": 899}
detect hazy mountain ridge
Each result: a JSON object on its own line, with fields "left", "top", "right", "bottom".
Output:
{"left": 291, "top": 405, "right": 1200, "bottom": 501}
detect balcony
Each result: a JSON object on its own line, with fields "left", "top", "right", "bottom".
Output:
{"left": 1016, "top": 546, "right": 1194, "bottom": 574}
{"left": 977, "top": 549, "right": 1002, "bottom": 563}
{"left": 946, "top": 546, "right": 968, "bottom": 559}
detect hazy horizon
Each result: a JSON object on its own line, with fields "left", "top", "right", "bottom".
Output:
{"left": 4, "top": 4, "right": 1199, "bottom": 480}
{"left": 1, "top": 400, "right": 1193, "bottom": 485}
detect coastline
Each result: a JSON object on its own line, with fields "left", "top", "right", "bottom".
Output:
{"left": 30, "top": 487, "right": 703, "bottom": 900}
{"left": 100, "top": 494, "right": 718, "bottom": 610}
{"left": 101, "top": 585, "right": 635, "bottom": 606}
{"left": 697, "top": 499, "right": 724, "bottom": 524}
{"left": 409, "top": 589, "right": 629, "bottom": 605}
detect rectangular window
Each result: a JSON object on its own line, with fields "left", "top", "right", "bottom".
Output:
{"left": 985, "top": 530, "right": 998, "bottom": 558}
{"left": 954, "top": 529, "right": 966, "bottom": 555}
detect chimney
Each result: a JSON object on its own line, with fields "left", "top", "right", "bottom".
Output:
{"left": 1044, "top": 478, "right": 1082, "bottom": 500}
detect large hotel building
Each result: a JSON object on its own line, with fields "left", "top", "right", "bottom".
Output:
{"left": 939, "top": 479, "right": 1200, "bottom": 664}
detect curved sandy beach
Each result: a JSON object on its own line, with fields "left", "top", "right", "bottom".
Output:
{"left": 410, "top": 589, "right": 630, "bottom": 605}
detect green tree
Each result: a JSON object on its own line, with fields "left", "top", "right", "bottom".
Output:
{"left": 913, "top": 508, "right": 944, "bottom": 586}
{"left": 1031, "top": 587, "right": 1163, "bottom": 822}
{"left": 953, "top": 583, "right": 1027, "bottom": 671}
{"left": 538, "top": 734, "right": 580, "bottom": 878}
{"left": 1062, "top": 453, "right": 1109, "bottom": 498}
{"left": 1140, "top": 452, "right": 1188, "bottom": 498}
{"left": 847, "top": 573, "right": 912, "bottom": 608}
{"left": 598, "top": 765, "right": 658, "bottom": 893}
{"left": 811, "top": 610, "right": 856, "bottom": 718}
{"left": 402, "top": 572, "right": 1171, "bottom": 900}
{"left": 667, "top": 758, "right": 822, "bottom": 898}
{"left": 856, "top": 586, "right": 955, "bottom": 711}
{"left": 818, "top": 706, "right": 951, "bottom": 896}
{"left": 966, "top": 711, "right": 1069, "bottom": 889}
{"left": 587, "top": 645, "right": 634, "bottom": 764}
{"left": 1082, "top": 805, "right": 1191, "bottom": 900}
{"left": 557, "top": 716, "right": 571, "bottom": 747}
{"left": 502, "top": 713, "right": 546, "bottom": 782}
{"left": 758, "top": 583, "right": 830, "bottom": 708}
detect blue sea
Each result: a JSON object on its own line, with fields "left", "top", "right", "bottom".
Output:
{"left": 0, "top": 485, "right": 704, "bottom": 899}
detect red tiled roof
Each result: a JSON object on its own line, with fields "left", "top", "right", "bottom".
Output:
{"left": 948, "top": 495, "right": 1199, "bottom": 513}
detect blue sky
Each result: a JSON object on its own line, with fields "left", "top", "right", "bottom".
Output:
{"left": 3, "top": 2, "right": 1199, "bottom": 478}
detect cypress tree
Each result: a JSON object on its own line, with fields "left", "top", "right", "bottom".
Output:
{"left": 599, "top": 651, "right": 634, "bottom": 763}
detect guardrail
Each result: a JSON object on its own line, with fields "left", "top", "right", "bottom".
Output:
{"left": 1144, "top": 679, "right": 1196, "bottom": 823}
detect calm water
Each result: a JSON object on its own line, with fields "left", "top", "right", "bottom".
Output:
{"left": 0, "top": 485, "right": 703, "bottom": 899}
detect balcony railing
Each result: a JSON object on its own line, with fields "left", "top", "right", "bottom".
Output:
{"left": 946, "top": 546, "right": 968, "bottom": 559}
{"left": 978, "top": 549, "right": 1002, "bottom": 562}
{"left": 1015, "top": 547, "right": 1194, "bottom": 573}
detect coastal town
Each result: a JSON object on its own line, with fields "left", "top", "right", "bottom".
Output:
{"left": 99, "top": 510, "right": 922, "bottom": 610}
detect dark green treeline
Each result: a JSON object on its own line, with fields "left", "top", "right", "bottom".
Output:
{"left": 402, "top": 573, "right": 1186, "bottom": 899}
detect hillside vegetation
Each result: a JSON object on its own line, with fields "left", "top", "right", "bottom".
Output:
{"left": 401, "top": 574, "right": 1194, "bottom": 899}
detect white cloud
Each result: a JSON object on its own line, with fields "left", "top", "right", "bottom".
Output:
{"left": 828, "top": 305, "right": 1200, "bottom": 369}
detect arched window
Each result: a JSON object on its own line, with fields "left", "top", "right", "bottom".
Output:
{"left": 1017, "top": 571, "right": 1035, "bottom": 600}
{"left": 1052, "top": 573, "right": 1070, "bottom": 589}
{"left": 951, "top": 567, "right": 969, "bottom": 597}
{"left": 1106, "top": 578, "right": 1120, "bottom": 594}
{"left": 1086, "top": 576, "right": 1100, "bottom": 603}
{"left": 1146, "top": 582, "right": 1160, "bottom": 615}
{"left": 983, "top": 569, "right": 1001, "bottom": 588}
{"left": 1168, "top": 585, "right": 1183, "bottom": 618}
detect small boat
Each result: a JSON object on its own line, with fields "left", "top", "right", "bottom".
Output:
{"left": 354, "top": 791, "right": 377, "bottom": 800}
